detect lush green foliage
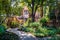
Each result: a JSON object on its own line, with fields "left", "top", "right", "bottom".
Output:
{"left": 0, "top": 25, "right": 6, "bottom": 35}
{"left": 34, "top": 26, "right": 57, "bottom": 37}
{"left": 40, "top": 18, "right": 47, "bottom": 23}
{"left": 0, "top": 0, "right": 60, "bottom": 40}
{"left": 0, "top": 32, "right": 19, "bottom": 40}
{"left": 24, "top": 27, "right": 34, "bottom": 32}
{"left": 0, "top": 0, "right": 11, "bottom": 17}
{"left": 10, "top": 21, "right": 19, "bottom": 28}
{"left": 30, "top": 22, "right": 40, "bottom": 28}
{"left": 21, "top": 20, "right": 58, "bottom": 37}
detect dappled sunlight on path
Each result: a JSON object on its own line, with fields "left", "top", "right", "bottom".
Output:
{"left": 6, "top": 28, "right": 38, "bottom": 40}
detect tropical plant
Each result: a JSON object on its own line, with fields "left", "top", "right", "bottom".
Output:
{"left": 30, "top": 22, "right": 40, "bottom": 28}
{"left": 40, "top": 18, "right": 47, "bottom": 26}
{"left": 10, "top": 21, "right": 19, "bottom": 28}
{"left": 35, "top": 26, "right": 57, "bottom": 37}
{"left": 0, "top": 25, "right": 6, "bottom": 35}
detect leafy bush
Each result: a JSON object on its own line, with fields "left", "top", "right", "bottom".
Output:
{"left": 35, "top": 27, "right": 45, "bottom": 37}
{"left": 21, "top": 27, "right": 35, "bottom": 33}
{"left": 47, "top": 29, "right": 56, "bottom": 36}
{"left": 0, "top": 25, "right": 6, "bottom": 35}
{"left": 40, "top": 18, "right": 47, "bottom": 23}
{"left": 37, "top": 27, "right": 48, "bottom": 36}
{"left": 40, "top": 18, "right": 47, "bottom": 26}
{"left": 35, "top": 26, "right": 57, "bottom": 37}
{"left": 2, "top": 23, "right": 8, "bottom": 29}
{"left": 30, "top": 22, "right": 40, "bottom": 28}
{"left": 23, "top": 18, "right": 32, "bottom": 27}
{"left": 35, "top": 33, "right": 45, "bottom": 37}
{"left": 10, "top": 21, "right": 19, "bottom": 28}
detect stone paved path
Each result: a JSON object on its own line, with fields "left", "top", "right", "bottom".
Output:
{"left": 7, "top": 28, "right": 38, "bottom": 40}
{"left": 7, "top": 28, "right": 57, "bottom": 40}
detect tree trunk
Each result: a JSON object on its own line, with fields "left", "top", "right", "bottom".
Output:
{"left": 31, "top": 0, "right": 35, "bottom": 22}
{"left": 31, "top": 0, "right": 39, "bottom": 22}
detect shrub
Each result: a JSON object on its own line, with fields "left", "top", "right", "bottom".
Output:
{"left": 47, "top": 29, "right": 56, "bottom": 36}
{"left": 21, "top": 27, "right": 35, "bottom": 33}
{"left": 30, "top": 22, "right": 40, "bottom": 28}
{"left": 26, "top": 28, "right": 35, "bottom": 32}
{"left": 40, "top": 18, "right": 47, "bottom": 23}
{"left": 10, "top": 21, "right": 19, "bottom": 28}
{"left": 40, "top": 18, "right": 47, "bottom": 26}
{"left": 35, "top": 26, "right": 57, "bottom": 37}
{"left": 34, "top": 26, "right": 48, "bottom": 37}
{"left": 23, "top": 18, "right": 32, "bottom": 27}
{"left": 0, "top": 25, "right": 6, "bottom": 35}
{"left": 35, "top": 33, "right": 45, "bottom": 37}
{"left": 2, "top": 23, "right": 8, "bottom": 29}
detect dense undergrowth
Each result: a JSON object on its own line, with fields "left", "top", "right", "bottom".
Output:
{"left": 0, "top": 17, "right": 60, "bottom": 40}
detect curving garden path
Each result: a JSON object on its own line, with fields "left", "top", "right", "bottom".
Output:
{"left": 6, "top": 28, "right": 60, "bottom": 40}
{"left": 6, "top": 28, "right": 38, "bottom": 40}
